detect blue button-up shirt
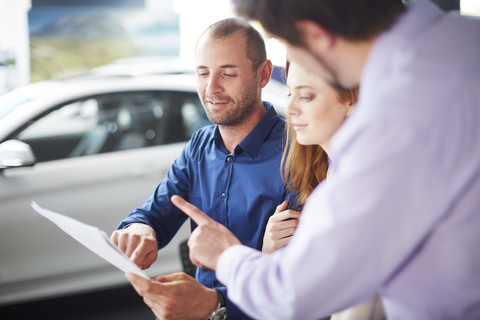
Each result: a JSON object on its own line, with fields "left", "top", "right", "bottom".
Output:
{"left": 119, "top": 102, "right": 297, "bottom": 319}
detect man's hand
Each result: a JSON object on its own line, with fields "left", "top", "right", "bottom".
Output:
{"left": 110, "top": 223, "right": 158, "bottom": 270}
{"left": 170, "top": 195, "right": 241, "bottom": 270}
{"left": 262, "top": 201, "right": 300, "bottom": 253}
{"left": 126, "top": 272, "right": 218, "bottom": 320}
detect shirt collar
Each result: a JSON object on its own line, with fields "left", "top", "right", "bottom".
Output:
{"left": 213, "top": 101, "right": 281, "bottom": 159}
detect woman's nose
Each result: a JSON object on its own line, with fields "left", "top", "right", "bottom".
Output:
{"left": 286, "top": 98, "right": 299, "bottom": 116}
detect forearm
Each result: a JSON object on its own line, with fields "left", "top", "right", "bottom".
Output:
{"left": 217, "top": 245, "right": 296, "bottom": 320}
{"left": 216, "top": 227, "right": 387, "bottom": 320}
{"left": 118, "top": 174, "right": 189, "bottom": 249}
{"left": 215, "top": 137, "right": 448, "bottom": 320}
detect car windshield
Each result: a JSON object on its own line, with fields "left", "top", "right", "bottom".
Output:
{"left": 0, "top": 90, "right": 33, "bottom": 120}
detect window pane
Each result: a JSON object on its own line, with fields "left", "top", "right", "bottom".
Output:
{"left": 13, "top": 91, "right": 209, "bottom": 163}
{"left": 16, "top": 99, "right": 100, "bottom": 162}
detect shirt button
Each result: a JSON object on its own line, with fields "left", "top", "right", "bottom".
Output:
{"left": 226, "top": 156, "right": 233, "bottom": 162}
{"left": 221, "top": 193, "right": 227, "bottom": 199}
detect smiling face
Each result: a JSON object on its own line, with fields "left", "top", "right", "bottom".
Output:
{"left": 195, "top": 30, "right": 261, "bottom": 127}
{"left": 286, "top": 61, "right": 353, "bottom": 152}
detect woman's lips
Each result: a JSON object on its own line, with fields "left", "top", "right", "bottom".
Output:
{"left": 292, "top": 123, "right": 307, "bottom": 131}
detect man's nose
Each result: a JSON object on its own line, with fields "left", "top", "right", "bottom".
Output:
{"left": 206, "top": 74, "right": 223, "bottom": 94}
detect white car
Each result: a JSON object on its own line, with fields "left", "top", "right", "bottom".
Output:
{"left": 0, "top": 68, "right": 288, "bottom": 306}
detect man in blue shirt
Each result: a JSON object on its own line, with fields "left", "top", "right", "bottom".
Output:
{"left": 111, "top": 18, "right": 297, "bottom": 320}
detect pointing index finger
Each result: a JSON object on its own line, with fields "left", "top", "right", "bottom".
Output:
{"left": 171, "top": 195, "right": 212, "bottom": 226}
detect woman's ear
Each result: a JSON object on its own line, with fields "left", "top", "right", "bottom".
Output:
{"left": 345, "top": 102, "right": 355, "bottom": 117}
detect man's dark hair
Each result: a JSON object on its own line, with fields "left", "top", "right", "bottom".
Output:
{"left": 201, "top": 18, "right": 267, "bottom": 70}
{"left": 233, "top": 0, "right": 406, "bottom": 45}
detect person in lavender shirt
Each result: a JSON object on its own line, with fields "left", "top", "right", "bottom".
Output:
{"left": 165, "top": 0, "right": 480, "bottom": 319}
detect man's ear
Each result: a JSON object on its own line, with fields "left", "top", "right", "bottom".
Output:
{"left": 258, "top": 59, "right": 273, "bottom": 89}
{"left": 294, "top": 20, "right": 335, "bottom": 52}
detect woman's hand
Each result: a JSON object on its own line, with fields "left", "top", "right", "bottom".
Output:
{"left": 262, "top": 201, "right": 301, "bottom": 253}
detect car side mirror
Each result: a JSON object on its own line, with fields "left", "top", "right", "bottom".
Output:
{"left": 0, "top": 139, "right": 36, "bottom": 169}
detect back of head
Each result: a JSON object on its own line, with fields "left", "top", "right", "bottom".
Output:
{"left": 233, "top": 0, "right": 406, "bottom": 45}
{"left": 199, "top": 18, "right": 267, "bottom": 70}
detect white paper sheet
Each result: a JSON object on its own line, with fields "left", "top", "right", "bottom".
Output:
{"left": 31, "top": 201, "right": 149, "bottom": 279}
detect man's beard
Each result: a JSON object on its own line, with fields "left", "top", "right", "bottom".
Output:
{"left": 201, "top": 83, "right": 259, "bottom": 127}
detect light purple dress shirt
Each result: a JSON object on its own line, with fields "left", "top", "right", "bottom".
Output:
{"left": 216, "top": 1, "right": 480, "bottom": 319}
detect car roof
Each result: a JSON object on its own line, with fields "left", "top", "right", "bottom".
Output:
{"left": 82, "top": 56, "right": 195, "bottom": 79}
{"left": 2, "top": 72, "right": 199, "bottom": 110}
{"left": 0, "top": 67, "right": 288, "bottom": 140}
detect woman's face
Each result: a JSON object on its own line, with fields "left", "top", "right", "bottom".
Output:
{"left": 286, "top": 62, "right": 353, "bottom": 150}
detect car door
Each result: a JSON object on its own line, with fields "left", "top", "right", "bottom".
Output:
{"left": 0, "top": 90, "right": 209, "bottom": 305}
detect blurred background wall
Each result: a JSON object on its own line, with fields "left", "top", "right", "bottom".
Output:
{"left": 0, "top": 0, "right": 478, "bottom": 95}
{"left": 0, "top": 0, "right": 31, "bottom": 94}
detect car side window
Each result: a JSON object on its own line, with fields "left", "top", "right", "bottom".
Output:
{"left": 16, "top": 99, "right": 101, "bottom": 162}
{"left": 163, "top": 91, "right": 211, "bottom": 143}
{"left": 12, "top": 91, "right": 210, "bottom": 163}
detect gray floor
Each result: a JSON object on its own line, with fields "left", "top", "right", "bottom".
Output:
{"left": 0, "top": 285, "right": 154, "bottom": 320}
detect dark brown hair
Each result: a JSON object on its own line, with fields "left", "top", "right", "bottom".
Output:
{"left": 233, "top": 0, "right": 406, "bottom": 45}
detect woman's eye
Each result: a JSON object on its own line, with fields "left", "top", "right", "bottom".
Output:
{"left": 300, "top": 96, "right": 313, "bottom": 102}
{"left": 224, "top": 74, "right": 236, "bottom": 77}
